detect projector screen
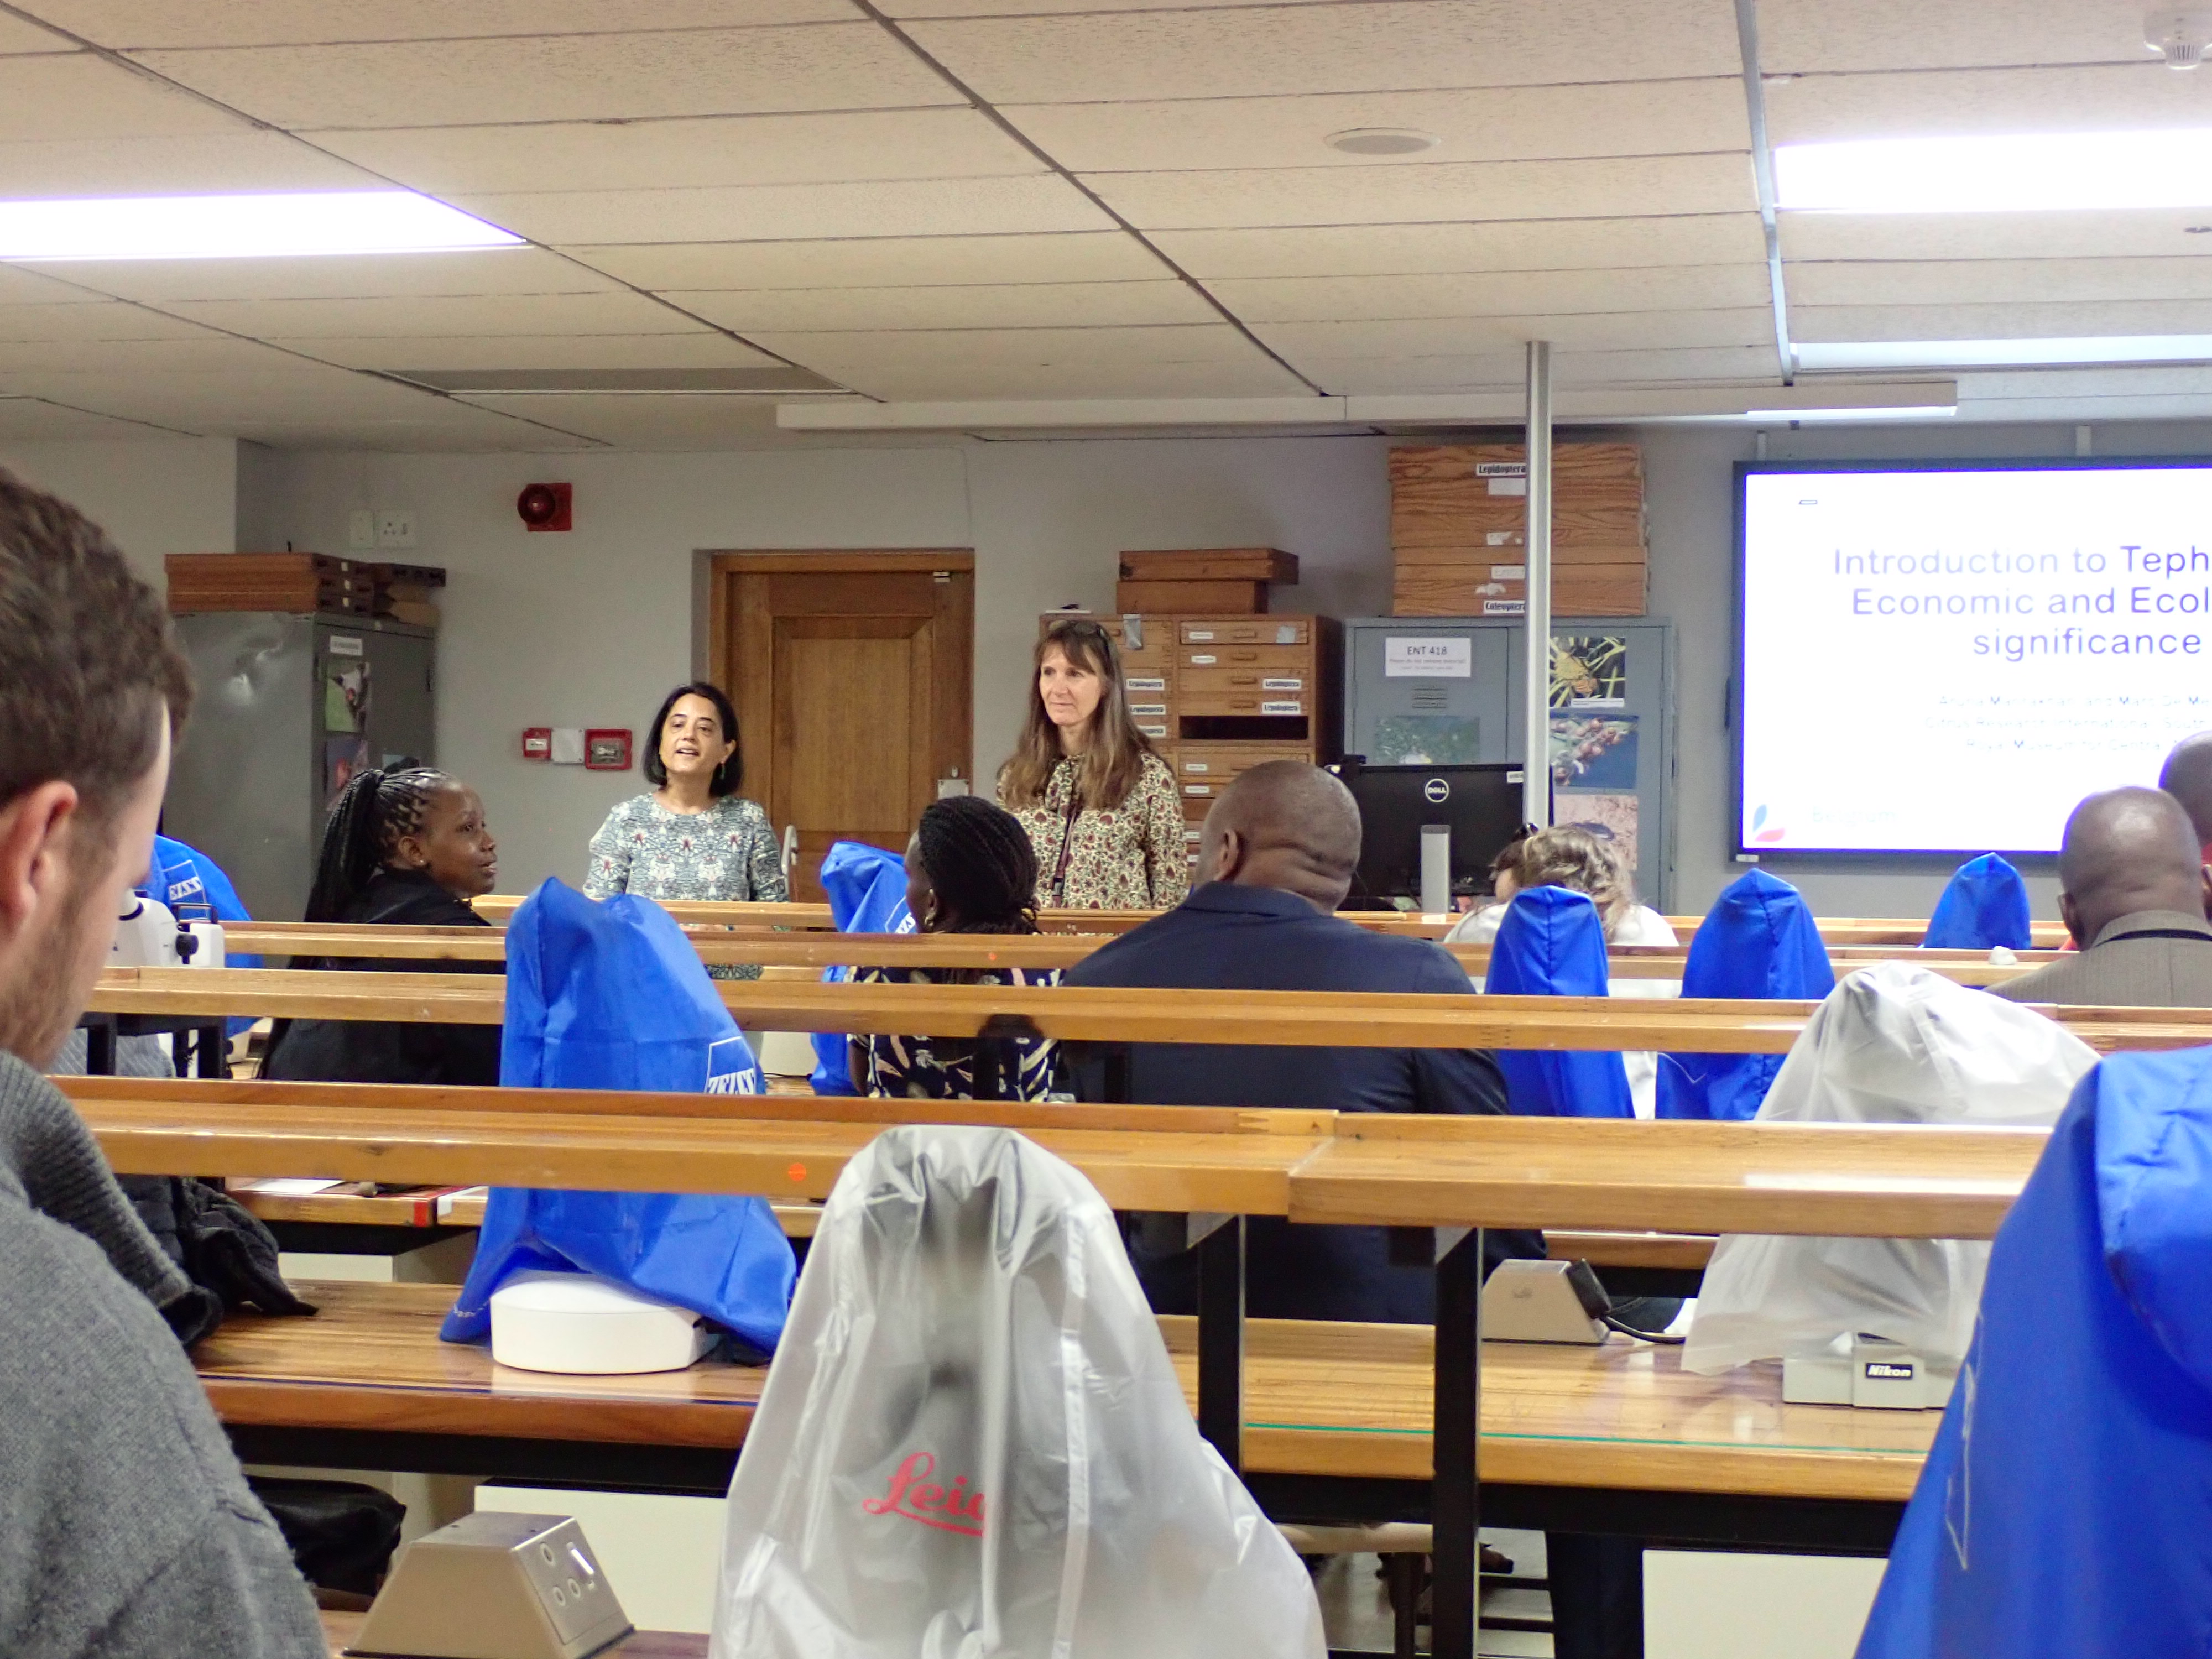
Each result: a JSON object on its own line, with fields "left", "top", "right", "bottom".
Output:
{"left": 1738, "top": 459, "right": 2212, "bottom": 855}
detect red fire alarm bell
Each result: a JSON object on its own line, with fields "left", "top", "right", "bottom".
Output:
{"left": 521, "top": 727, "right": 551, "bottom": 761}
{"left": 583, "top": 728, "right": 632, "bottom": 770}
{"left": 517, "top": 482, "right": 572, "bottom": 532}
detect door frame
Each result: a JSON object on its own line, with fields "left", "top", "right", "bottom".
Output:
{"left": 705, "top": 550, "right": 977, "bottom": 885}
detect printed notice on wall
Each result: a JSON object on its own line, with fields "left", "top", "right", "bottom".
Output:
{"left": 1384, "top": 637, "right": 1472, "bottom": 678}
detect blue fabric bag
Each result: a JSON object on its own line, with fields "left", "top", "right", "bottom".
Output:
{"left": 440, "top": 878, "right": 796, "bottom": 1355}
{"left": 1484, "top": 886, "right": 1632, "bottom": 1118}
{"left": 808, "top": 839, "right": 915, "bottom": 1096}
{"left": 1922, "top": 853, "right": 2032, "bottom": 951}
{"left": 1858, "top": 1049, "right": 2212, "bottom": 1659}
{"left": 1657, "top": 868, "right": 1834, "bottom": 1121}
{"left": 141, "top": 834, "right": 260, "bottom": 1034}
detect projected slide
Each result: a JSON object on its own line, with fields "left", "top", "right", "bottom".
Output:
{"left": 1740, "top": 463, "right": 2212, "bottom": 854}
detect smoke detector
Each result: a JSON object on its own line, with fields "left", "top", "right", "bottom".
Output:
{"left": 2146, "top": 8, "right": 2212, "bottom": 67}
{"left": 1324, "top": 127, "right": 1439, "bottom": 155}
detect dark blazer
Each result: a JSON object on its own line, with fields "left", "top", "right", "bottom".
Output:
{"left": 1062, "top": 881, "right": 1534, "bottom": 1322}
{"left": 263, "top": 869, "right": 503, "bottom": 1087}
{"left": 1992, "top": 910, "right": 2212, "bottom": 1009}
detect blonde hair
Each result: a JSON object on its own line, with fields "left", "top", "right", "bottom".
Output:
{"left": 997, "top": 618, "right": 1157, "bottom": 812}
{"left": 1515, "top": 824, "right": 1636, "bottom": 935}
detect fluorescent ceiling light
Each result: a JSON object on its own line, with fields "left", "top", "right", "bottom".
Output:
{"left": 0, "top": 191, "right": 522, "bottom": 260}
{"left": 1741, "top": 404, "right": 1955, "bottom": 422}
{"left": 1776, "top": 129, "right": 2212, "bottom": 212}
{"left": 1799, "top": 335, "right": 2212, "bottom": 370}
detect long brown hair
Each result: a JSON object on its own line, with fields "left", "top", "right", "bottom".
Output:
{"left": 998, "top": 618, "right": 1156, "bottom": 811}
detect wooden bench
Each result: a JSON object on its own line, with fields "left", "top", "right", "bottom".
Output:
{"left": 213, "top": 1280, "right": 1929, "bottom": 1520}
{"left": 86, "top": 966, "right": 2212, "bottom": 1057}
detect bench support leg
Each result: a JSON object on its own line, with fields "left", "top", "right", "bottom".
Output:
{"left": 1431, "top": 1225, "right": 1484, "bottom": 1659}
{"left": 1195, "top": 1213, "right": 1245, "bottom": 1476}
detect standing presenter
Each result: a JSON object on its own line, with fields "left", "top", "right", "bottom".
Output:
{"left": 999, "top": 617, "right": 1187, "bottom": 912}
{"left": 586, "top": 681, "right": 787, "bottom": 978}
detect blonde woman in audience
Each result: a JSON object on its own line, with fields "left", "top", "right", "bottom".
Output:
{"left": 999, "top": 617, "right": 1187, "bottom": 911}
{"left": 1447, "top": 823, "right": 1678, "bottom": 1115}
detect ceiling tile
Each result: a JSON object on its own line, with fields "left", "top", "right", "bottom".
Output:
{"left": 1155, "top": 215, "right": 1767, "bottom": 278}
{"left": 0, "top": 131, "right": 375, "bottom": 196}
{"left": 1090, "top": 154, "right": 1756, "bottom": 231}
{"left": 288, "top": 331, "right": 782, "bottom": 372}
{"left": 1759, "top": 0, "right": 2151, "bottom": 74}
{"left": 0, "top": 15, "right": 71, "bottom": 51}
{"left": 316, "top": 109, "right": 1040, "bottom": 196}
{"left": 796, "top": 356, "right": 1315, "bottom": 399}
{"left": 1296, "top": 342, "right": 1784, "bottom": 392}
{"left": 24, "top": 2, "right": 853, "bottom": 48}
{"left": 0, "top": 51, "right": 257, "bottom": 141}
{"left": 0, "top": 335, "right": 307, "bottom": 374}
{"left": 1792, "top": 298, "right": 2212, "bottom": 342}
{"left": 0, "top": 396, "right": 188, "bottom": 439}
{"left": 1211, "top": 264, "right": 1771, "bottom": 322}
{"left": 906, "top": 1, "right": 1742, "bottom": 103}
{"left": 568, "top": 232, "right": 1166, "bottom": 289}
{"left": 1010, "top": 79, "right": 1749, "bottom": 174}
{"left": 0, "top": 263, "right": 109, "bottom": 303}
{"left": 676, "top": 279, "right": 1216, "bottom": 331}
{"left": 129, "top": 25, "right": 957, "bottom": 130}
{"left": 455, "top": 176, "right": 1110, "bottom": 244}
{"left": 451, "top": 390, "right": 786, "bottom": 447}
{"left": 753, "top": 321, "right": 1269, "bottom": 368}
{"left": 0, "top": 300, "right": 212, "bottom": 341}
{"left": 1781, "top": 210, "right": 2212, "bottom": 263}
{"left": 1766, "top": 63, "right": 2212, "bottom": 145}
{"left": 153, "top": 290, "right": 708, "bottom": 338}
{"left": 1787, "top": 257, "right": 2212, "bottom": 309}
{"left": 881, "top": 0, "right": 1345, "bottom": 13}
{"left": 1252, "top": 307, "right": 1775, "bottom": 357}
{"left": 24, "top": 247, "right": 624, "bottom": 303}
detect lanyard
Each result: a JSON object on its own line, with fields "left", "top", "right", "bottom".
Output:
{"left": 1048, "top": 764, "right": 1083, "bottom": 904}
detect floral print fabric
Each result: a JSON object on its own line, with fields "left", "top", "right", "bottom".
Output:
{"left": 585, "top": 794, "right": 788, "bottom": 980}
{"left": 1005, "top": 751, "right": 1189, "bottom": 911}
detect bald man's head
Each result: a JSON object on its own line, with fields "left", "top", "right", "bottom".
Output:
{"left": 1197, "top": 761, "right": 1363, "bottom": 911}
{"left": 2056, "top": 786, "right": 2211, "bottom": 947}
{"left": 2159, "top": 731, "right": 2212, "bottom": 848}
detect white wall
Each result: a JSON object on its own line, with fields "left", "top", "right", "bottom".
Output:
{"left": 0, "top": 435, "right": 238, "bottom": 587}
{"left": 246, "top": 436, "right": 1396, "bottom": 898}
{"left": 14, "top": 415, "right": 2193, "bottom": 922}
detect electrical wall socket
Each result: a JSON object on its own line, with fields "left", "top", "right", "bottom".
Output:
{"left": 375, "top": 509, "right": 417, "bottom": 550}
{"left": 348, "top": 509, "right": 377, "bottom": 551}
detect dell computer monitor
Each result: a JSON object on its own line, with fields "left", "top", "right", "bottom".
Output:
{"left": 1333, "top": 760, "right": 1528, "bottom": 906}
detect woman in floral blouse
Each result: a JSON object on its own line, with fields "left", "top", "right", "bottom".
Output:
{"left": 585, "top": 681, "right": 787, "bottom": 979}
{"left": 999, "top": 617, "right": 1188, "bottom": 912}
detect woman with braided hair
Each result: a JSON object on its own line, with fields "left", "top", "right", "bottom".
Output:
{"left": 849, "top": 795, "right": 1060, "bottom": 1100}
{"left": 263, "top": 766, "right": 504, "bottom": 1086}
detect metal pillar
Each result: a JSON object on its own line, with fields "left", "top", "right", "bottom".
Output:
{"left": 1523, "top": 340, "right": 1554, "bottom": 829}
{"left": 1429, "top": 1226, "right": 1486, "bottom": 1659}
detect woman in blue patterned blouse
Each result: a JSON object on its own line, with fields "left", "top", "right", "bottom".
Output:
{"left": 585, "top": 681, "right": 787, "bottom": 980}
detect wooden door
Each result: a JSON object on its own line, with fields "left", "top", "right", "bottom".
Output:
{"left": 712, "top": 552, "right": 974, "bottom": 903}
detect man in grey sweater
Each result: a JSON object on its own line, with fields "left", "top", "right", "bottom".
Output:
{"left": 0, "top": 471, "right": 323, "bottom": 1657}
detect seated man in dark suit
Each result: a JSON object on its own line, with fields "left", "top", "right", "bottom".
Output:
{"left": 1067, "top": 763, "right": 1634, "bottom": 1657}
{"left": 1064, "top": 759, "right": 1536, "bottom": 1319}
{"left": 1996, "top": 786, "right": 2212, "bottom": 1008}
{"left": 2159, "top": 731, "right": 2212, "bottom": 863}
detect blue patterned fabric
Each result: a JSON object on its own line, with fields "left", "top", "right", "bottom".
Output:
{"left": 810, "top": 841, "right": 915, "bottom": 1095}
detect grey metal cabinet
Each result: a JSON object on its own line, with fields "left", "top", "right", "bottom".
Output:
{"left": 165, "top": 613, "right": 436, "bottom": 921}
{"left": 1343, "top": 616, "right": 1674, "bottom": 910}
